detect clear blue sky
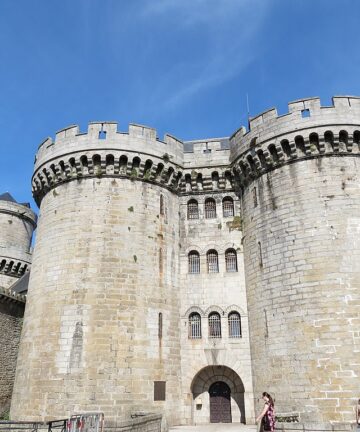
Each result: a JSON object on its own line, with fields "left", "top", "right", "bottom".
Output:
{"left": 1, "top": 0, "right": 360, "bottom": 208}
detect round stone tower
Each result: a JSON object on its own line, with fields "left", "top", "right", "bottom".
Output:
{"left": 230, "top": 96, "right": 360, "bottom": 424}
{"left": 11, "top": 122, "right": 184, "bottom": 426}
{"left": 0, "top": 193, "right": 36, "bottom": 289}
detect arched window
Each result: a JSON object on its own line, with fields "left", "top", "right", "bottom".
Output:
{"left": 205, "top": 198, "right": 216, "bottom": 219}
{"left": 228, "top": 312, "right": 241, "bottom": 338}
{"left": 188, "top": 251, "right": 200, "bottom": 274}
{"left": 222, "top": 197, "right": 234, "bottom": 217}
{"left": 207, "top": 250, "right": 219, "bottom": 273}
{"left": 208, "top": 312, "right": 221, "bottom": 338}
{"left": 187, "top": 199, "right": 199, "bottom": 219}
{"left": 225, "top": 249, "right": 238, "bottom": 272}
{"left": 189, "top": 313, "right": 201, "bottom": 339}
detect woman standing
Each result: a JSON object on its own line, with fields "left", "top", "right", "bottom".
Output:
{"left": 256, "top": 392, "right": 275, "bottom": 432}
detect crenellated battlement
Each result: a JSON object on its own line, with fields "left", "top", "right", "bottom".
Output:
{"left": 32, "top": 97, "right": 360, "bottom": 203}
{"left": 35, "top": 121, "right": 185, "bottom": 170}
{"left": 32, "top": 123, "right": 236, "bottom": 204}
{"left": 230, "top": 96, "right": 360, "bottom": 187}
{"left": 231, "top": 96, "right": 360, "bottom": 158}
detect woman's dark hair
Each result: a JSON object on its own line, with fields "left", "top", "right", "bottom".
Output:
{"left": 263, "top": 392, "right": 274, "bottom": 406}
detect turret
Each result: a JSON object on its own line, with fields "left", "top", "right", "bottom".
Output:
{"left": 231, "top": 96, "right": 360, "bottom": 424}
{"left": 11, "top": 122, "right": 184, "bottom": 426}
{"left": 0, "top": 193, "right": 36, "bottom": 290}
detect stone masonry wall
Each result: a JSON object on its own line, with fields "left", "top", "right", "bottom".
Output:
{"left": 241, "top": 156, "right": 360, "bottom": 423}
{"left": 0, "top": 293, "right": 25, "bottom": 417}
{"left": 11, "top": 178, "right": 182, "bottom": 426}
{"left": 178, "top": 189, "right": 255, "bottom": 425}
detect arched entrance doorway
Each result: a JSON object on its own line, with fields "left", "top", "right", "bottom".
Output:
{"left": 209, "top": 381, "right": 231, "bottom": 423}
{"left": 191, "top": 365, "right": 246, "bottom": 424}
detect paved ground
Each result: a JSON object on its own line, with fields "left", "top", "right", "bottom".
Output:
{"left": 169, "top": 424, "right": 257, "bottom": 432}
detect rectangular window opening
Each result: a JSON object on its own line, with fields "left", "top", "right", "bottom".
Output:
{"left": 99, "top": 130, "right": 107, "bottom": 140}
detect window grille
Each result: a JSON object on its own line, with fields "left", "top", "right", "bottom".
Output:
{"left": 222, "top": 197, "right": 234, "bottom": 217}
{"left": 188, "top": 313, "right": 201, "bottom": 339}
{"left": 208, "top": 312, "right": 221, "bottom": 338}
{"left": 207, "top": 250, "right": 219, "bottom": 273}
{"left": 225, "top": 249, "right": 238, "bottom": 272}
{"left": 205, "top": 199, "right": 216, "bottom": 219}
{"left": 187, "top": 199, "right": 199, "bottom": 219}
{"left": 188, "top": 251, "right": 200, "bottom": 274}
{"left": 228, "top": 312, "right": 241, "bottom": 338}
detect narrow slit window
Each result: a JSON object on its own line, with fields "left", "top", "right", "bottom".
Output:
{"left": 253, "top": 187, "right": 258, "bottom": 207}
{"left": 258, "top": 241, "right": 263, "bottom": 267}
{"left": 160, "top": 194, "right": 165, "bottom": 216}
{"left": 158, "top": 313, "right": 163, "bottom": 339}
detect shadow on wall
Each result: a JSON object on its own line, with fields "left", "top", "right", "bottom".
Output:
{"left": 191, "top": 365, "right": 246, "bottom": 424}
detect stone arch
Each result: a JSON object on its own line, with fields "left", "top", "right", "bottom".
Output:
{"left": 183, "top": 306, "right": 205, "bottom": 318}
{"left": 224, "top": 304, "right": 246, "bottom": 316}
{"left": 184, "top": 245, "right": 201, "bottom": 255}
{"left": 191, "top": 365, "right": 246, "bottom": 423}
{"left": 204, "top": 305, "right": 224, "bottom": 316}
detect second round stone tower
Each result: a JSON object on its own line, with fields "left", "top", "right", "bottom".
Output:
{"left": 231, "top": 96, "right": 360, "bottom": 424}
{"left": 11, "top": 122, "right": 184, "bottom": 425}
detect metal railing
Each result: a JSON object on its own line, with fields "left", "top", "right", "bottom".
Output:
{"left": 0, "top": 413, "right": 104, "bottom": 432}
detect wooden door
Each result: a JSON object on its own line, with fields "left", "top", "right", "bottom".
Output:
{"left": 209, "top": 381, "right": 232, "bottom": 423}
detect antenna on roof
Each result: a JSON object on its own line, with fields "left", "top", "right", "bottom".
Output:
{"left": 246, "top": 93, "right": 250, "bottom": 129}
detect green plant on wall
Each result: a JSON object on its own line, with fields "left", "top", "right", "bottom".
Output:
{"left": 226, "top": 216, "right": 242, "bottom": 231}
{"left": 130, "top": 168, "right": 138, "bottom": 180}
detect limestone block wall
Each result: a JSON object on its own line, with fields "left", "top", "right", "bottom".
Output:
{"left": 178, "top": 191, "right": 255, "bottom": 424}
{"left": 232, "top": 97, "right": 360, "bottom": 423}
{"left": 12, "top": 178, "right": 182, "bottom": 424}
{"left": 0, "top": 290, "right": 25, "bottom": 416}
{"left": 12, "top": 127, "right": 183, "bottom": 425}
